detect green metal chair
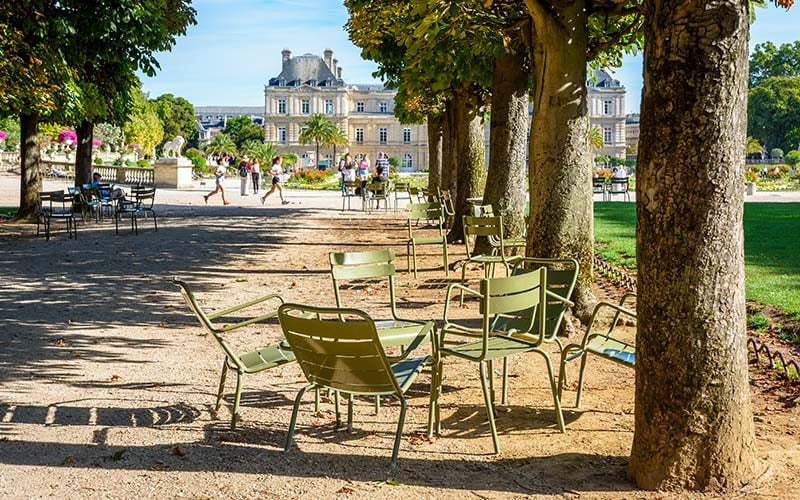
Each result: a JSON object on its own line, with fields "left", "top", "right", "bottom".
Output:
{"left": 329, "top": 249, "right": 439, "bottom": 419}
{"left": 171, "top": 278, "right": 295, "bottom": 429}
{"left": 36, "top": 190, "right": 77, "bottom": 241}
{"left": 438, "top": 267, "right": 565, "bottom": 455}
{"left": 493, "top": 258, "right": 578, "bottom": 405}
{"left": 365, "top": 180, "right": 390, "bottom": 212}
{"left": 473, "top": 204, "right": 526, "bottom": 254}
{"left": 558, "top": 293, "right": 636, "bottom": 409}
{"left": 460, "top": 215, "right": 523, "bottom": 304}
{"left": 436, "top": 188, "right": 455, "bottom": 228}
{"left": 405, "top": 202, "right": 448, "bottom": 279}
{"left": 278, "top": 303, "right": 432, "bottom": 471}
{"left": 393, "top": 180, "right": 413, "bottom": 211}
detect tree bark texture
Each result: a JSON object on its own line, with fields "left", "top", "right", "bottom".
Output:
{"left": 483, "top": 46, "right": 530, "bottom": 242}
{"left": 447, "top": 89, "right": 487, "bottom": 243}
{"left": 440, "top": 99, "right": 458, "bottom": 198}
{"left": 426, "top": 112, "right": 444, "bottom": 195}
{"left": 629, "top": 0, "right": 755, "bottom": 491}
{"left": 75, "top": 120, "right": 94, "bottom": 187}
{"left": 16, "top": 113, "right": 42, "bottom": 221}
{"left": 526, "top": 0, "right": 595, "bottom": 319}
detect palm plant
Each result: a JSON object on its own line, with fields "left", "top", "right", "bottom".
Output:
{"left": 746, "top": 136, "right": 763, "bottom": 156}
{"left": 204, "top": 133, "right": 238, "bottom": 162}
{"left": 240, "top": 140, "right": 277, "bottom": 164}
{"left": 281, "top": 152, "right": 299, "bottom": 169}
{"left": 299, "top": 114, "right": 335, "bottom": 169}
{"left": 588, "top": 127, "right": 604, "bottom": 152}
{"left": 326, "top": 127, "right": 349, "bottom": 169}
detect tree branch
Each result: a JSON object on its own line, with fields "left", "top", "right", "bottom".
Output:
{"left": 587, "top": 13, "right": 643, "bottom": 60}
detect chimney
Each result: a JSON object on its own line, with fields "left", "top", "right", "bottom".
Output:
{"left": 281, "top": 49, "right": 291, "bottom": 69}
{"left": 332, "top": 58, "right": 338, "bottom": 78}
{"left": 337, "top": 67, "right": 342, "bottom": 80}
{"left": 323, "top": 48, "right": 333, "bottom": 70}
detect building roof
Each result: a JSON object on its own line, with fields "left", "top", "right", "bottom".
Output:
{"left": 195, "top": 106, "right": 263, "bottom": 116}
{"left": 588, "top": 69, "right": 622, "bottom": 88}
{"left": 269, "top": 53, "right": 341, "bottom": 87}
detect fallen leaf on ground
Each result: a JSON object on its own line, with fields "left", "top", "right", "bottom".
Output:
{"left": 109, "top": 374, "right": 122, "bottom": 382}
{"left": 54, "top": 338, "right": 65, "bottom": 346}
{"left": 158, "top": 322, "right": 169, "bottom": 328}
{"left": 235, "top": 278, "right": 248, "bottom": 282}
{"left": 336, "top": 486, "right": 355, "bottom": 494}
{"left": 171, "top": 446, "right": 186, "bottom": 457}
{"left": 63, "top": 456, "right": 75, "bottom": 464}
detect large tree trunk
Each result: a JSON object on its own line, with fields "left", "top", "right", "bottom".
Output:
{"left": 440, "top": 99, "right": 457, "bottom": 197}
{"left": 628, "top": 0, "right": 755, "bottom": 491}
{"left": 426, "top": 112, "right": 444, "bottom": 194}
{"left": 483, "top": 43, "right": 529, "bottom": 242}
{"left": 75, "top": 120, "right": 94, "bottom": 186}
{"left": 16, "top": 113, "right": 42, "bottom": 221}
{"left": 526, "top": 1, "right": 595, "bottom": 319}
{"left": 447, "top": 89, "right": 487, "bottom": 243}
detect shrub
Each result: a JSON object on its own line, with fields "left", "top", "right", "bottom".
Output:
{"left": 785, "top": 150, "right": 800, "bottom": 166}
{"left": 770, "top": 148, "right": 784, "bottom": 160}
{"left": 291, "top": 169, "right": 332, "bottom": 184}
{"left": 112, "top": 158, "right": 123, "bottom": 166}
{"left": 388, "top": 156, "right": 401, "bottom": 167}
{"left": 93, "top": 157, "right": 104, "bottom": 165}
{"left": 125, "top": 159, "right": 137, "bottom": 167}
{"left": 136, "top": 159, "right": 150, "bottom": 168}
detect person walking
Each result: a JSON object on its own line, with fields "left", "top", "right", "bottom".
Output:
{"left": 251, "top": 158, "right": 261, "bottom": 195}
{"left": 238, "top": 159, "right": 249, "bottom": 196}
{"left": 375, "top": 151, "right": 389, "bottom": 174}
{"left": 261, "top": 155, "right": 290, "bottom": 205}
{"left": 204, "top": 164, "right": 231, "bottom": 205}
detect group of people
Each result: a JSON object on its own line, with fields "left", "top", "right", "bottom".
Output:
{"left": 339, "top": 151, "right": 389, "bottom": 187}
{"left": 204, "top": 155, "right": 288, "bottom": 206}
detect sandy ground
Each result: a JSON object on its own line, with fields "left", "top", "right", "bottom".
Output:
{"left": 0, "top": 172, "right": 798, "bottom": 499}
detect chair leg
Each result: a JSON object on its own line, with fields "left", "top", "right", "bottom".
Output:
{"left": 151, "top": 211, "right": 158, "bottom": 231}
{"left": 285, "top": 385, "right": 310, "bottom": 452}
{"left": 533, "top": 348, "right": 566, "bottom": 433}
{"left": 487, "top": 359, "right": 495, "bottom": 404}
{"left": 575, "top": 351, "right": 590, "bottom": 409}
{"left": 347, "top": 393, "right": 354, "bottom": 433}
{"left": 390, "top": 395, "right": 408, "bottom": 472}
{"left": 411, "top": 242, "right": 418, "bottom": 279}
{"left": 479, "top": 362, "right": 501, "bottom": 454}
{"left": 501, "top": 357, "right": 509, "bottom": 405}
{"left": 314, "top": 387, "right": 320, "bottom": 412}
{"left": 334, "top": 390, "right": 341, "bottom": 428}
{"left": 459, "top": 264, "right": 468, "bottom": 306}
{"left": 231, "top": 371, "right": 243, "bottom": 429}
{"left": 375, "top": 396, "right": 381, "bottom": 415}
{"left": 214, "top": 360, "right": 228, "bottom": 411}
{"left": 443, "top": 242, "right": 449, "bottom": 276}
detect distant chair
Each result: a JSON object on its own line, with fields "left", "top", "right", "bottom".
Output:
{"left": 607, "top": 177, "right": 630, "bottom": 201}
{"left": 36, "top": 190, "right": 77, "bottom": 241}
{"left": 592, "top": 177, "right": 607, "bottom": 201}
{"left": 115, "top": 186, "right": 158, "bottom": 235}
{"left": 405, "top": 202, "right": 448, "bottom": 278}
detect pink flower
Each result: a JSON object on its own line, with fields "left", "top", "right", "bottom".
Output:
{"left": 92, "top": 139, "right": 102, "bottom": 148}
{"left": 57, "top": 129, "right": 77, "bottom": 144}
{"left": 0, "top": 131, "right": 7, "bottom": 140}
{"left": 127, "top": 143, "right": 141, "bottom": 151}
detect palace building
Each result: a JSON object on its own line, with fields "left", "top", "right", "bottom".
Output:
{"left": 263, "top": 49, "right": 428, "bottom": 170}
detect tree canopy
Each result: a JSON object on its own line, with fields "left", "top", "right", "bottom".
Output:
{"left": 153, "top": 94, "right": 199, "bottom": 150}
{"left": 747, "top": 76, "right": 800, "bottom": 152}
{"left": 749, "top": 41, "right": 800, "bottom": 87}
{"left": 223, "top": 115, "right": 264, "bottom": 149}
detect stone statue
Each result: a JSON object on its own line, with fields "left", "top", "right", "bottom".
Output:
{"left": 162, "top": 136, "right": 185, "bottom": 158}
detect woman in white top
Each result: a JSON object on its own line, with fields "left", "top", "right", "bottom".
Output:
{"left": 204, "top": 164, "right": 230, "bottom": 205}
{"left": 260, "top": 156, "right": 289, "bottom": 205}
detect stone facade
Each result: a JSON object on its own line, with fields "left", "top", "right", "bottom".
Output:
{"left": 263, "top": 50, "right": 428, "bottom": 170}
{"left": 588, "top": 69, "right": 627, "bottom": 159}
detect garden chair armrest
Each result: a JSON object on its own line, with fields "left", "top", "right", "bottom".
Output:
{"left": 618, "top": 292, "right": 637, "bottom": 308}
{"left": 443, "top": 283, "right": 483, "bottom": 323}
{"left": 207, "top": 293, "right": 285, "bottom": 320}
{"left": 580, "top": 301, "right": 638, "bottom": 347}
{"left": 545, "top": 289, "right": 575, "bottom": 308}
{"left": 387, "top": 321, "right": 437, "bottom": 363}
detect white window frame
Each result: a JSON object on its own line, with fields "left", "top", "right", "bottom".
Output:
{"left": 301, "top": 99, "right": 310, "bottom": 114}
{"left": 277, "top": 127, "right": 287, "bottom": 143}
{"left": 356, "top": 102, "right": 365, "bottom": 112}
{"left": 277, "top": 98, "right": 286, "bottom": 114}
{"left": 603, "top": 127, "right": 613, "bottom": 144}
{"left": 379, "top": 127, "right": 388, "bottom": 144}
{"left": 324, "top": 99, "right": 334, "bottom": 115}
{"left": 402, "top": 128, "right": 411, "bottom": 143}
{"left": 603, "top": 100, "right": 613, "bottom": 115}
{"left": 402, "top": 154, "right": 413, "bottom": 169}
{"left": 379, "top": 101, "right": 388, "bottom": 113}
{"left": 355, "top": 128, "right": 364, "bottom": 143}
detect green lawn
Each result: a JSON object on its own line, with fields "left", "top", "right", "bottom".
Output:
{"left": 593, "top": 202, "right": 800, "bottom": 317}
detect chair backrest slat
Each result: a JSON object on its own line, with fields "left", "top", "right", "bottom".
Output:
{"left": 406, "top": 202, "right": 443, "bottom": 220}
{"left": 278, "top": 305, "right": 398, "bottom": 394}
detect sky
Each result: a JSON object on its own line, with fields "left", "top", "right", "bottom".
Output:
{"left": 141, "top": 1, "right": 800, "bottom": 114}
